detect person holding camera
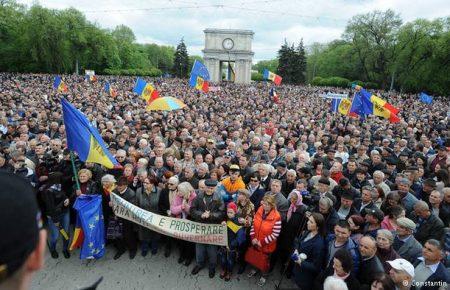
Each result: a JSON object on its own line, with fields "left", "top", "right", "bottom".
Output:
{"left": 292, "top": 212, "right": 326, "bottom": 290}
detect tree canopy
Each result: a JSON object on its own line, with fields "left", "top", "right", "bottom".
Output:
{"left": 0, "top": 0, "right": 176, "bottom": 76}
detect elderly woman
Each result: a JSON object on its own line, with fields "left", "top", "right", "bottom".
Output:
{"left": 136, "top": 177, "right": 161, "bottom": 256}
{"left": 74, "top": 168, "right": 97, "bottom": 196}
{"left": 100, "top": 174, "right": 117, "bottom": 238}
{"left": 159, "top": 176, "right": 179, "bottom": 257}
{"left": 278, "top": 190, "right": 308, "bottom": 276}
{"left": 171, "top": 182, "right": 197, "bottom": 266}
{"left": 246, "top": 194, "right": 282, "bottom": 286}
{"left": 380, "top": 191, "right": 401, "bottom": 214}
{"left": 376, "top": 229, "right": 400, "bottom": 272}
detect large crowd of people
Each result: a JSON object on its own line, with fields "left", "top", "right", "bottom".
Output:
{"left": 0, "top": 72, "right": 449, "bottom": 290}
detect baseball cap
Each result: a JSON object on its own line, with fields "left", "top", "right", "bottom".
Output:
{"left": 0, "top": 171, "right": 42, "bottom": 281}
{"left": 229, "top": 164, "right": 240, "bottom": 171}
{"left": 387, "top": 259, "right": 414, "bottom": 278}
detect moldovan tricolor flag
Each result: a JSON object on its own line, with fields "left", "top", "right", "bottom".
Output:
{"left": 189, "top": 60, "right": 210, "bottom": 93}
{"left": 61, "top": 98, "right": 120, "bottom": 169}
{"left": 133, "top": 78, "right": 160, "bottom": 104}
{"left": 263, "top": 69, "right": 282, "bottom": 85}
{"left": 53, "top": 76, "right": 68, "bottom": 93}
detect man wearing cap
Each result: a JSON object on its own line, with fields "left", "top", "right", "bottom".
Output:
{"left": 428, "top": 145, "right": 447, "bottom": 173}
{"left": 414, "top": 239, "right": 450, "bottom": 289}
{"left": 273, "top": 161, "right": 288, "bottom": 181}
{"left": 393, "top": 217, "right": 423, "bottom": 263}
{"left": 218, "top": 164, "right": 245, "bottom": 203}
{"left": 413, "top": 201, "right": 445, "bottom": 245}
{"left": 336, "top": 191, "right": 358, "bottom": 221}
{"left": 0, "top": 171, "right": 46, "bottom": 290}
{"left": 364, "top": 207, "right": 384, "bottom": 238}
{"left": 388, "top": 258, "right": 415, "bottom": 289}
{"left": 190, "top": 179, "right": 225, "bottom": 278}
{"left": 322, "top": 148, "right": 335, "bottom": 170}
{"left": 418, "top": 179, "right": 437, "bottom": 204}
{"left": 310, "top": 177, "right": 337, "bottom": 208}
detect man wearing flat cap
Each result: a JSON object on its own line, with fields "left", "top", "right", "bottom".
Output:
{"left": 393, "top": 217, "right": 423, "bottom": 263}
{"left": 190, "top": 179, "right": 225, "bottom": 279}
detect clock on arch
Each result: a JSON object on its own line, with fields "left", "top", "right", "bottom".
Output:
{"left": 222, "top": 38, "right": 234, "bottom": 50}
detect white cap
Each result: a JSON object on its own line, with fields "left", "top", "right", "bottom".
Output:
{"left": 387, "top": 259, "right": 414, "bottom": 278}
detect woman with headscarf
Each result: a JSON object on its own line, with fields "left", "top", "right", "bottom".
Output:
{"left": 277, "top": 190, "right": 308, "bottom": 277}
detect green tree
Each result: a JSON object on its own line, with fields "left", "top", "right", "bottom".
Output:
{"left": 292, "top": 39, "right": 307, "bottom": 84}
{"left": 343, "top": 9, "right": 402, "bottom": 88}
{"left": 252, "top": 59, "right": 278, "bottom": 73}
{"left": 172, "top": 38, "right": 189, "bottom": 78}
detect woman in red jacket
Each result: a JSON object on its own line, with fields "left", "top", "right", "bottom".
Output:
{"left": 246, "top": 194, "right": 282, "bottom": 286}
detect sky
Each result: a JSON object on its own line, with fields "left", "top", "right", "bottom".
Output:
{"left": 17, "top": 0, "right": 450, "bottom": 62}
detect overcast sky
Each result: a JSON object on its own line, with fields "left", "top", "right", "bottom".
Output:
{"left": 18, "top": 0, "right": 450, "bottom": 61}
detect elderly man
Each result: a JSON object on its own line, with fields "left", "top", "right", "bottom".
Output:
{"left": 190, "top": 179, "right": 225, "bottom": 278}
{"left": 393, "top": 217, "right": 423, "bottom": 263}
{"left": 281, "top": 169, "right": 297, "bottom": 198}
{"left": 357, "top": 235, "right": 385, "bottom": 290}
{"left": 414, "top": 201, "right": 445, "bottom": 245}
{"left": 414, "top": 239, "right": 450, "bottom": 289}
{"left": 392, "top": 177, "right": 419, "bottom": 217}
{"left": 264, "top": 179, "right": 289, "bottom": 220}
{"left": 369, "top": 170, "right": 391, "bottom": 197}
{"left": 388, "top": 258, "right": 415, "bottom": 290}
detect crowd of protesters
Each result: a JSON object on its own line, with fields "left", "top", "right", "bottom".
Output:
{"left": 0, "top": 72, "right": 449, "bottom": 289}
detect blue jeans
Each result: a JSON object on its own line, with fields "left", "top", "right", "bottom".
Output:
{"left": 219, "top": 247, "right": 236, "bottom": 272}
{"left": 47, "top": 211, "right": 70, "bottom": 251}
{"left": 196, "top": 243, "right": 218, "bottom": 270}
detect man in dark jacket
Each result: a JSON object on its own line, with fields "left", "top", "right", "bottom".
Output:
{"left": 393, "top": 217, "right": 423, "bottom": 264}
{"left": 353, "top": 185, "right": 377, "bottom": 217}
{"left": 414, "top": 239, "right": 450, "bottom": 290}
{"left": 247, "top": 173, "right": 265, "bottom": 210}
{"left": 190, "top": 179, "right": 225, "bottom": 278}
{"left": 413, "top": 201, "right": 445, "bottom": 245}
{"left": 325, "top": 220, "right": 360, "bottom": 275}
{"left": 113, "top": 177, "right": 137, "bottom": 260}
{"left": 357, "top": 235, "right": 385, "bottom": 290}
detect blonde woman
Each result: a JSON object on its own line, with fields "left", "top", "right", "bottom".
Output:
{"left": 171, "top": 182, "right": 197, "bottom": 266}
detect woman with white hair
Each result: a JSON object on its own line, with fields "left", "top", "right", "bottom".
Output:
{"left": 159, "top": 175, "right": 179, "bottom": 257}
{"left": 171, "top": 181, "right": 197, "bottom": 266}
{"left": 376, "top": 229, "right": 400, "bottom": 272}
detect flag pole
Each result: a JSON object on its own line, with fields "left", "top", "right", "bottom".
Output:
{"left": 70, "top": 151, "right": 81, "bottom": 190}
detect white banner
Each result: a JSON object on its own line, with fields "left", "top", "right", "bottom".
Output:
{"left": 320, "top": 92, "right": 348, "bottom": 99}
{"left": 110, "top": 193, "right": 228, "bottom": 246}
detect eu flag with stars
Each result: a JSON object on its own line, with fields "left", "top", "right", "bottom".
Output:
{"left": 419, "top": 92, "right": 433, "bottom": 104}
{"left": 73, "top": 194, "right": 105, "bottom": 259}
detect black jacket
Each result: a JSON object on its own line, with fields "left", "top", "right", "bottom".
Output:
{"left": 190, "top": 191, "right": 225, "bottom": 224}
{"left": 41, "top": 185, "right": 69, "bottom": 219}
{"left": 414, "top": 213, "right": 445, "bottom": 244}
{"left": 357, "top": 255, "right": 385, "bottom": 290}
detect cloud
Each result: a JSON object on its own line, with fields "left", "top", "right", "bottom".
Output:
{"left": 17, "top": 0, "right": 450, "bottom": 61}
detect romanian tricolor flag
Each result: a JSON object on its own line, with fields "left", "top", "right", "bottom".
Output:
{"left": 354, "top": 85, "right": 400, "bottom": 123}
{"left": 53, "top": 76, "right": 68, "bottom": 93}
{"left": 133, "top": 78, "right": 160, "bottom": 104}
{"left": 85, "top": 75, "right": 98, "bottom": 82}
{"left": 61, "top": 98, "right": 120, "bottom": 169}
{"left": 269, "top": 87, "right": 279, "bottom": 103}
{"left": 338, "top": 98, "right": 353, "bottom": 116}
{"left": 104, "top": 82, "right": 117, "bottom": 97}
{"left": 69, "top": 215, "right": 84, "bottom": 251}
{"left": 189, "top": 60, "right": 210, "bottom": 93}
{"left": 263, "top": 69, "right": 282, "bottom": 86}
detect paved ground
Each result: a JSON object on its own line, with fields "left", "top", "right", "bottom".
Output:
{"left": 31, "top": 246, "right": 298, "bottom": 290}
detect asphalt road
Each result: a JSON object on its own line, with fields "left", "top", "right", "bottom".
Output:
{"left": 31, "top": 245, "right": 298, "bottom": 290}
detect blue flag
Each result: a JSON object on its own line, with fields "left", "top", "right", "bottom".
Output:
{"left": 189, "top": 60, "right": 210, "bottom": 92}
{"left": 419, "top": 92, "right": 433, "bottom": 104}
{"left": 61, "top": 98, "right": 119, "bottom": 169}
{"left": 330, "top": 98, "right": 341, "bottom": 112}
{"left": 73, "top": 194, "right": 105, "bottom": 259}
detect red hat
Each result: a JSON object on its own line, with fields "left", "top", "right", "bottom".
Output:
{"left": 227, "top": 202, "right": 237, "bottom": 213}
